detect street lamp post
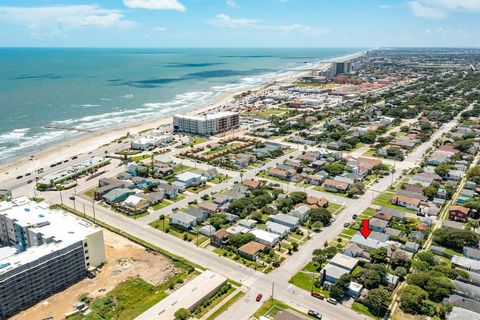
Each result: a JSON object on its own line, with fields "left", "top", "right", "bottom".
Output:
{"left": 92, "top": 201, "right": 96, "bottom": 225}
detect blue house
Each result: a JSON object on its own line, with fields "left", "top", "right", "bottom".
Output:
{"left": 103, "top": 188, "right": 135, "bottom": 204}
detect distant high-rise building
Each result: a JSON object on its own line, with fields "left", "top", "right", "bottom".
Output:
{"left": 330, "top": 61, "right": 353, "bottom": 76}
{"left": 173, "top": 112, "right": 240, "bottom": 136}
{"left": 0, "top": 197, "right": 106, "bottom": 319}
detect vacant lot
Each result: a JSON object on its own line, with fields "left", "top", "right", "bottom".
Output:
{"left": 11, "top": 229, "right": 174, "bottom": 320}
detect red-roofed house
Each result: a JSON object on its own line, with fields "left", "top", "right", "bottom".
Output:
{"left": 449, "top": 206, "right": 469, "bottom": 222}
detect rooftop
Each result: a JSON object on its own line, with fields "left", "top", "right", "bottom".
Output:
{"left": 174, "top": 111, "right": 238, "bottom": 121}
{"left": 0, "top": 197, "right": 101, "bottom": 275}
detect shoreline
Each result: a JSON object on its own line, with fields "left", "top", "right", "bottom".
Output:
{"left": 0, "top": 50, "right": 365, "bottom": 182}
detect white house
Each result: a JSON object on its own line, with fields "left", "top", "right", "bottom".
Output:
{"left": 175, "top": 172, "right": 204, "bottom": 187}
{"left": 249, "top": 229, "right": 280, "bottom": 247}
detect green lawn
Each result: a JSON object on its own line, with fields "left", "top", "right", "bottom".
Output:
{"left": 351, "top": 302, "right": 379, "bottom": 319}
{"left": 131, "top": 154, "right": 153, "bottom": 163}
{"left": 149, "top": 219, "right": 207, "bottom": 244}
{"left": 327, "top": 203, "right": 343, "bottom": 215}
{"left": 312, "top": 186, "right": 349, "bottom": 198}
{"left": 363, "top": 149, "right": 377, "bottom": 157}
{"left": 151, "top": 199, "right": 173, "bottom": 210}
{"left": 173, "top": 164, "right": 195, "bottom": 174}
{"left": 210, "top": 174, "right": 229, "bottom": 184}
{"left": 340, "top": 228, "right": 356, "bottom": 236}
{"left": 253, "top": 299, "right": 316, "bottom": 319}
{"left": 187, "top": 184, "right": 210, "bottom": 194}
{"left": 373, "top": 192, "right": 418, "bottom": 214}
{"left": 206, "top": 291, "right": 246, "bottom": 320}
{"left": 244, "top": 108, "right": 289, "bottom": 120}
{"left": 192, "top": 136, "right": 207, "bottom": 145}
{"left": 83, "top": 188, "right": 95, "bottom": 199}
{"left": 173, "top": 194, "right": 186, "bottom": 202}
{"left": 212, "top": 248, "right": 265, "bottom": 271}
{"left": 66, "top": 277, "right": 168, "bottom": 320}
{"left": 289, "top": 271, "right": 329, "bottom": 297}
{"left": 302, "top": 262, "right": 320, "bottom": 273}
{"left": 257, "top": 170, "right": 291, "bottom": 184}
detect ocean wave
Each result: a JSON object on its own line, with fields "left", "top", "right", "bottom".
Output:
{"left": 0, "top": 130, "right": 74, "bottom": 162}
{"left": 0, "top": 128, "right": 30, "bottom": 144}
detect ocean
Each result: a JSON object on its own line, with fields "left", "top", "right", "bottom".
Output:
{"left": 0, "top": 47, "right": 363, "bottom": 163}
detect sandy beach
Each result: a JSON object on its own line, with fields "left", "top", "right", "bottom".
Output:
{"left": 0, "top": 51, "right": 364, "bottom": 183}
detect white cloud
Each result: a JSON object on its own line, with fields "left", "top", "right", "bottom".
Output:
{"left": 153, "top": 26, "right": 167, "bottom": 31}
{"left": 226, "top": 0, "right": 239, "bottom": 8}
{"left": 208, "top": 13, "right": 328, "bottom": 37}
{"left": 424, "top": 0, "right": 480, "bottom": 11}
{"left": 408, "top": 1, "right": 447, "bottom": 18}
{"left": 0, "top": 5, "right": 136, "bottom": 31}
{"left": 378, "top": 4, "right": 394, "bottom": 9}
{"left": 408, "top": 0, "right": 480, "bottom": 19}
{"left": 123, "top": 0, "right": 186, "bottom": 12}
{"left": 278, "top": 24, "right": 328, "bottom": 36}
{"left": 208, "top": 13, "right": 257, "bottom": 28}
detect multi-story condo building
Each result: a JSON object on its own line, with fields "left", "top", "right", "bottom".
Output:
{"left": 173, "top": 112, "right": 240, "bottom": 136}
{"left": 330, "top": 61, "right": 352, "bottom": 76}
{"left": 0, "top": 197, "right": 105, "bottom": 319}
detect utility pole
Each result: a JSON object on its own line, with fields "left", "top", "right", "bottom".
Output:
{"left": 92, "top": 201, "right": 96, "bottom": 225}
{"left": 271, "top": 282, "right": 275, "bottom": 302}
{"left": 311, "top": 272, "right": 314, "bottom": 293}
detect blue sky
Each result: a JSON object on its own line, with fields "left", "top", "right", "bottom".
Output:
{"left": 0, "top": 0, "right": 479, "bottom": 47}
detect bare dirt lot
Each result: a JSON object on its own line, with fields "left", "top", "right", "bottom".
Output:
{"left": 11, "top": 229, "right": 174, "bottom": 320}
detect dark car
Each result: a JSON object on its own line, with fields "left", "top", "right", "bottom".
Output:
{"left": 50, "top": 164, "right": 56, "bottom": 168}
{"left": 256, "top": 294, "right": 263, "bottom": 302}
{"left": 16, "top": 175, "right": 23, "bottom": 179}
{"left": 27, "top": 179, "right": 33, "bottom": 184}
{"left": 308, "top": 310, "right": 322, "bottom": 319}
{"left": 71, "top": 156, "right": 78, "bottom": 160}
{"left": 25, "top": 172, "right": 31, "bottom": 176}
{"left": 64, "top": 159, "right": 69, "bottom": 163}
{"left": 69, "top": 196, "right": 75, "bottom": 201}
{"left": 344, "top": 222, "right": 350, "bottom": 227}
{"left": 352, "top": 214, "right": 358, "bottom": 219}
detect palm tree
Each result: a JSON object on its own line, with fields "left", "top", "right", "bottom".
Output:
{"left": 159, "top": 214, "right": 166, "bottom": 231}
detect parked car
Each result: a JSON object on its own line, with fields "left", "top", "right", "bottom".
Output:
{"left": 308, "top": 310, "right": 322, "bottom": 319}
{"left": 352, "top": 214, "right": 357, "bottom": 219}
{"left": 71, "top": 156, "right": 78, "bottom": 160}
{"left": 69, "top": 196, "right": 75, "bottom": 201}
{"left": 343, "top": 222, "right": 349, "bottom": 227}
{"left": 27, "top": 179, "right": 33, "bottom": 184}
{"left": 16, "top": 175, "right": 23, "bottom": 179}
{"left": 256, "top": 293, "right": 263, "bottom": 302}
{"left": 25, "top": 172, "right": 31, "bottom": 176}
{"left": 327, "top": 298, "right": 338, "bottom": 305}
{"left": 311, "top": 292, "right": 324, "bottom": 300}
